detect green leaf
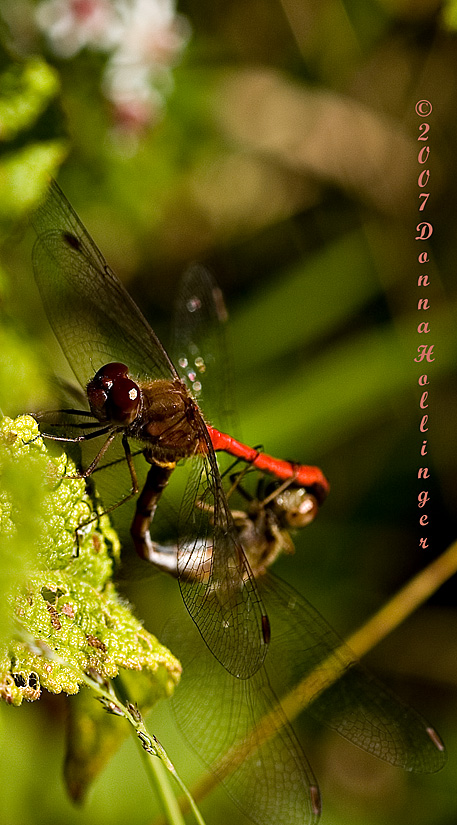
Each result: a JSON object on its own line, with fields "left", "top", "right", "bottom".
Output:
{"left": 442, "top": 0, "right": 457, "bottom": 29}
{"left": 0, "top": 413, "right": 180, "bottom": 707}
{"left": 0, "top": 141, "right": 68, "bottom": 222}
{"left": 0, "top": 57, "right": 60, "bottom": 141}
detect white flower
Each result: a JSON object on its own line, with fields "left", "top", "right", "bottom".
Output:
{"left": 115, "top": 0, "right": 190, "bottom": 68}
{"left": 35, "top": 0, "right": 191, "bottom": 131}
{"left": 35, "top": 0, "right": 124, "bottom": 57}
{"left": 104, "top": 0, "right": 190, "bottom": 131}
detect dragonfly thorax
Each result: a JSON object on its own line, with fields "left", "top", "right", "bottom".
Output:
{"left": 135, "top": 377, "right": 204, "bottom": 462}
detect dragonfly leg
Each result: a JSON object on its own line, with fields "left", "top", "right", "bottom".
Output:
{"left": 74, "top": 433, "right": 140, "bottom": 555}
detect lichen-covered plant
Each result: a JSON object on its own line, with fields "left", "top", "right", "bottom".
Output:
{"left": 0, "top": 413, "right": 184, "bottom": 806}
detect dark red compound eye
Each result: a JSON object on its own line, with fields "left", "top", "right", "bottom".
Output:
{"left": 93, "top": 362, "right": 129, "bottom": 389}
{"left": 87, "top": 363, "right": 137, "bottom": 421}
{"left": 110, "top": 376, "right": 140, "bottom": 420}
{"left": 88, "top": 386, "right": 109, "bottom": 413}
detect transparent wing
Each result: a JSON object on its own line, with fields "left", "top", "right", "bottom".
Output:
{"left": 172, "top": 264, "right": 237, "bottom": 433}
{"left": 31, "top": 179, "right": 176, "bottom": 390}
{"left": 31, "top": 182, "right": 269, "bottom": 679}
{"left": 165, "top": 568, "right": 444, "bottom": 825}
{"left": 164, "top": 606, "right": 320, "bottom": 825}
{"left": 261, "top": 573, "right": 446, "bottom": 773}
{"left": 177, "top": 440, "right": 268, "bottom": 679}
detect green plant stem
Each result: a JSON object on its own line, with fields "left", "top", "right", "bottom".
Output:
{"left": 16, "top": 632, "right": 206, "bottom": 825}
{"left": 134, "top": 733, "right": 188, "bottom": 825}
{"left": 113, "top": 674, "right": 187, "bottom": 825}
{"left": 148, "top": 744, "right": 207, "bottom": 825}
{"left": 110, "top": 675, "right": 207, "bottom": 825}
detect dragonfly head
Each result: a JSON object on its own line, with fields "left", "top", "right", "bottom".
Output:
{"left": 87, "top": 362, "right": 141, "bottom": 425}
{"left": 274, "top": 487, "right": 319, "bottom": 529}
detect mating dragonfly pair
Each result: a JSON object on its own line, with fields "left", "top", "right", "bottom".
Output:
{"left": 31, "top": 181, "right": 445, "bottom": 825}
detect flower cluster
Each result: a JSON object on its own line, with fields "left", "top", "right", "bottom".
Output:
{"left": 35, "top": 0, "right": 190, "bottom": 132}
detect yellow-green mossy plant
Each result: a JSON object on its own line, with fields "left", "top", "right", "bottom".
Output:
{"left": 0, "top": 414, "right": 181, "bottom": 800}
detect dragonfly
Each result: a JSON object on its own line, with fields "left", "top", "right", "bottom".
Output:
{"left": 159, "top": 471, "right": 446, "bottom": 825}
{"left": 30, "top": 179, "right": 329, "bottom": 679}
{"left": 135, "top": 269, "right": 445, "bottom": 825}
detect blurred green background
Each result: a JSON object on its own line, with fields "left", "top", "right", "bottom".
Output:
{"left": 1, "top": 0, "right": 457, "bottom": 823}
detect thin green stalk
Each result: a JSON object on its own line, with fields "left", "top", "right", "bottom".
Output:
{"left": 114, "top": 674, "right": 187, "bottom": 825}
{"left": 90, "top": 674, "right": 207, "bottom": 825}
{"left": 133, "top": 730, "right": 190, "bottom": 825}
{"left": 16, "top": 631, "right": 207, "bottom": 825}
